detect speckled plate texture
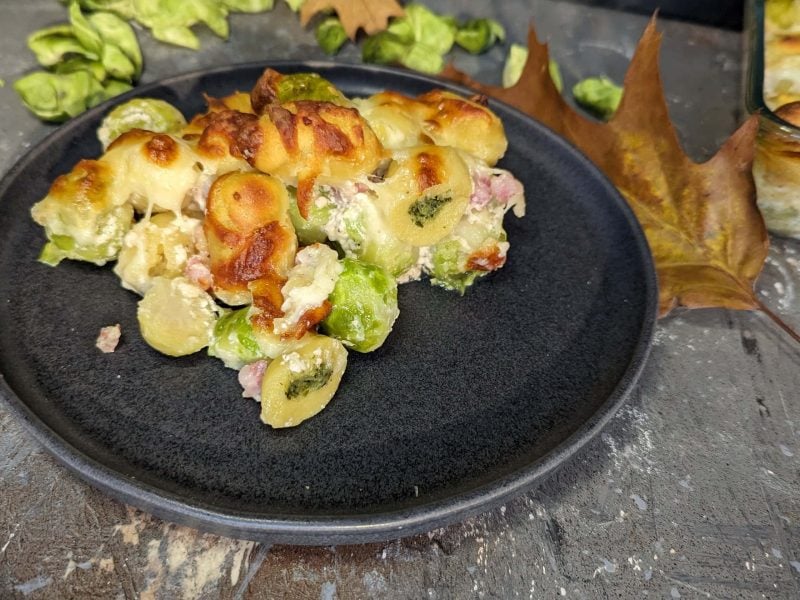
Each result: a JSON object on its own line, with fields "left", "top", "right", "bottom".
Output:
{"left": 0, "top": 62, "right": 656, "bottom": 545}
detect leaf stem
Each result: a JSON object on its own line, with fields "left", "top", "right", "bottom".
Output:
{"left": 756, "top": 298, "right": 800, "bottom": 344}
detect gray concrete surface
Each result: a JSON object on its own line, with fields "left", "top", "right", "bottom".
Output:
{"left": 1, "top": 1, "right": 799, "bottom": 598}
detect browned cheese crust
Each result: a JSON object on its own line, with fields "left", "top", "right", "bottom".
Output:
{"left": 203, "top": 172, "right": 297, "bottom": 320}
{"left": 360, "top": 90, "right": 507, "bottom": 165}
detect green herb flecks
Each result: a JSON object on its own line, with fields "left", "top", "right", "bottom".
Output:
{"left": 286, "top": 365, "right": 333, "bottom": 399}
{"left": 408, "top": 194, "right": 452, "bottom": 227}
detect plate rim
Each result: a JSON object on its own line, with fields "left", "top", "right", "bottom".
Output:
{"left": 0, "top": 60, "right": 658, "bottom": 545}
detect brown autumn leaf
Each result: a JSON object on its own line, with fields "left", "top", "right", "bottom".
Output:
{"left": 300, "top": 0, "right": 404, "bottom": 40}
{"left": 442, "top": 18, "right": 769, "bottom": 319}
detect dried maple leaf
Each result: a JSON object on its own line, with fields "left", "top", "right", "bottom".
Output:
{"left": 443, "top": 18, "right": 771, "bottom": 320}
{"left": 300, "top": 0, "right": 404, "bottom": 40}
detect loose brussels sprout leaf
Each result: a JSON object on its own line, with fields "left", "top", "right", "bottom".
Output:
{"left": 222, "top": 0, "right": 275, "bottom": 12}
{"left": 284, "top": 0, "right": 305, "bottom": 10}
{"left": 502, "top": 43, "right": 563, "bottom": 93}
{"left": 322, "top": 258, "right": 399, "bottom": 352}
{"left": 88, "top": 11, "right": 143, "bottom": 78}
{"left": 98, "top": 97, "right": 187, "bottom": 149}
{"left": 572, "top": 76, "right": 622, "bottom": 120}
{"left": 362, "top": 31, "right": 409, "bottom": 66}
{"left": 404, "top": 3, "right": 455, "bottom": 55}
{"left": 68, "top": 1, "right": 104, "bottom": 55}
{"left": 138, "top": 276, "right": 220, "bottom": 356}
{"left": 208, "top": 307, "right": 265, "bottom": 369}
{"left": 27, "top": 25, "right": 98, "bottom": 67}
{"left": 401, "top": 43, "right": 445, "bottom": 74}
{"left": 66, "top": 0, "right": 136, "bottom": 19}
{"left": 386, "top": 14, "right": 414, "bottom": 44}
{"left": 133, "top": 0, "right": 230, "bottom": 49}
{"left": 14, "top": 70, "right": 104, "bottom": 122}
{"left": 99, "top": 43, "right": 136, "bottom": 82}
{"left": 315, "top": 17, "right": 348, "bottom": 56}
{"left": 276, "top": 72, "right": 345, "bottom": 104}
{"left": 53, "top": 56, "right": 107, "bottom": 81}
{"left": 455, "top": 18, "right": 505, "bottom": 55}
{"left": 101, "top": 78, "right": 133, "bottom": 100}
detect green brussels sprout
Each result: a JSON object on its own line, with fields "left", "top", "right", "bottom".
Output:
{"left": 27, "top": 24, "right": 98, "bottom": 67}
{"left": 14, "top": 70, "right": 105, "bottom": 122}
{"left": 366, "top": 3, "right": 456, "bottom": 73}
{"left": 284, "top": 0, "right": 305, "bottom": 10}
{"left": 315, "top": 16, "right": 348, "bottom": 56}
{"left": 502, "top": 43, "right": 563, "bottom": 92}
{"left": 208, "top": 306, "right": 292, "bottom": 368}
{"left": 455, "top": 18, "right": 505, "bottom": 55}
{"left": 322, "top": 258, "right": 399, "bottom": 352}
{"left": 401, "top": 43, "right": 445, "bottom": 74}
{"left": 97, "top": 97, "right": 187, "bottom": 149}
{"left": 275, "top": 72, "right": 346, "bottom": 104}
{"left": 403, "top": 3, "right": 455, "bottom": 55}
{"left": 362, "top": 31, "right": 409, "bottom": 66}
{"left": 428, "top": 207, "right": 507, "bottom": 294}
{"left": 208, "top": 307, "right": 265, "bottom": 369}
{"left": 286, "top": 186, "right": 332, "bottom": 245}
{"left": 572, "top": 76, "right": 622, "bottom": 120}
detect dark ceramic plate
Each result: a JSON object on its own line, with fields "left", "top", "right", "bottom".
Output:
{"left": 0, "top": 62, "right": 656, "bottom": 545}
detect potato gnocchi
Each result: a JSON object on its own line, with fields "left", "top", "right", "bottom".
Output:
{"left": 31, "top": 68, "right": 526, "bottom": 428}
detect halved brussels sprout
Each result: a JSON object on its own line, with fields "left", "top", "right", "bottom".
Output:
{"left": 260, "top": 334, "right": 347, "bottom": 428}
{"left": 273, "top": 72, "right": 348, "bottom": 105}
{"left": 137, "top": 276, "right": 220, "bottom": 356}
{"left": 428, "top": 206, "right": 508, "bottom": 294}
{"left": 209, "top": 307, "right": 265, "bottom": 369}
{"left": 31, "top": 159, "right": 134, "bottom": 265}
{"left": 287, "top": 186, "right": 332, "bottom": 245}
{"left": 97, "top": 98, "right": 187, "bottom": 149}
{"left": 322, "top": 258, "right": 399, "bottom": 352}
{"left": 209, "top": 306, "right": 294, "bottom": 369}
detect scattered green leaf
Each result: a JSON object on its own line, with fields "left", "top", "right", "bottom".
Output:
{"left": 572, "top": 76, "right": 622, "bottom": 120}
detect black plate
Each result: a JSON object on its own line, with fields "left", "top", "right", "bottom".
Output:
{"left": 0, "top": 62, "right": 656, "bottom": 545}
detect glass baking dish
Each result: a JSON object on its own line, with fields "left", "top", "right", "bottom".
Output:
{"left": 745, "top": 0, "right": 800, "bottom": 238}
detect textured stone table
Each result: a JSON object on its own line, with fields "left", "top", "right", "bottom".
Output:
{"left": 1, "top": 1, "right": 799, "bottom": 598}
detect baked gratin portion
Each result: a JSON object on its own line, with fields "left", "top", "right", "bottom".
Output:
{"left": 31, "top": 68, "right": 526, "bottom": 428}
